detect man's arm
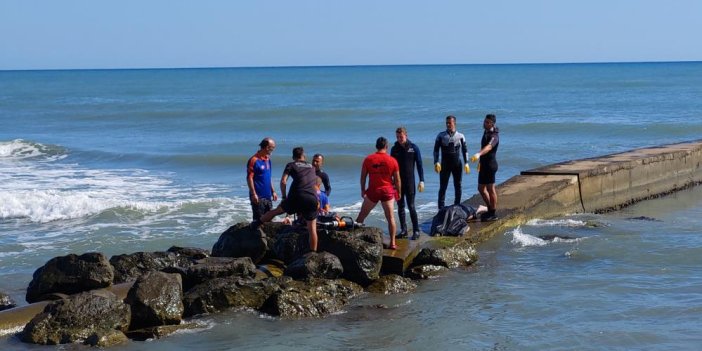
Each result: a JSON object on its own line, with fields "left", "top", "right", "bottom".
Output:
{"left": 414, "top": 143, "right": 425, "bottom": 182}
{"left": 360, "top": 163, "right": 368, "bottom": 198}
{"left": 279, "top": 173, "right": 289, "bottom": 200}
{"left": 461, "top": 135, "right": 468, "bottom": 164}
{"left": 246, "top": 157, "right": 258, "bottom": 204}
{"left": 393, "top": 169, "right": 402, "bottom": 200}
{"left": 433, "top": 134, "right": 441, "bottom": 164}
{"left": 322, "top": 172, "right": 331, "bottom": 196}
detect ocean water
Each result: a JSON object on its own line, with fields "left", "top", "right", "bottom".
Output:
{"left": 1, "top": 62, "right": 702, "bottom": 350}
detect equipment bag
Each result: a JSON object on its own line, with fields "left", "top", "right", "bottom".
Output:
{"left": 430, "top": 204, "right": 474, "bottom": 236}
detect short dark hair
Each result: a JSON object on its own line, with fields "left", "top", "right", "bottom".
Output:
{"left": 446, "top": 115, "right": 456, "bottom": 122}
{"left": 485, "top": 114, "right": 496, "bottom": 123}
{"left": 395, "top": 126, "right": 407, "bottom": 135}
{"left": 375, "top": 137, "right": 388, "bottom": 150}
{"left": 313, "top": 153, "right": 324, "bottom": 160}
{"left": 259, "top": 137, "right": 273, "bottom": 149}
{"left": 292, "top": 147, "right": 304, "bottom": 159}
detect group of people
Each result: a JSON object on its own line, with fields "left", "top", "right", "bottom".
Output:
{"left": 248, "top": 114, "right": 500, "bottom": 252}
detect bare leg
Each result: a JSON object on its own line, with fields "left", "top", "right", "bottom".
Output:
{"left": 260, "top": 206, "right": 285, "bottom": 223}
{"left": 478, "top": 184, "right": 491, "bottom": 208}
{"left": 355, "top": 196, "right": 377, "bottom": 224}
{"left": 486, "top": 183, "right": 498, "bottom": 211}
{"left": 380, "top": 199, "right": 396, "bottom": 247}
{"left": 307, "top": 218, "right": 318, "bottom": 252}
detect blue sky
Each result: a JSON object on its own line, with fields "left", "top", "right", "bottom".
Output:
{"left": 2, "top": 0, "right": 701, "bottom": 70}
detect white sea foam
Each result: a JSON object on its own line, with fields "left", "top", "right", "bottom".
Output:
{"left": 509, "top": 226, "right": 549, "bottom": 247}
{"left": 526, "top": 218, "right": 587, "bottom": 227}
{"left": 0, "top": 139, "right": 66, "bottom": 161}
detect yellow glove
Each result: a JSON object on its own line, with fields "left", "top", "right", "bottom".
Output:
{"left": 434, "top": 163, "right": 441, "bottom": 173}
{"left": 464, "top": 163, "right": 470, "bottom": 174}
{"left": 418, "top": 181, "right": 425, "bottom": 192}
{"left": 470, "top": 153, "right": 480, "bottom": 163}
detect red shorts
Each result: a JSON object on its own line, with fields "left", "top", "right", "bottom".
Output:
{"left": 365, "top": 186, "right": 398, "bottom": 203}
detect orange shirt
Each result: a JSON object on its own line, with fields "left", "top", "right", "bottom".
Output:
{"left": 362, "top": 152, "right": 399, "bottom": 190}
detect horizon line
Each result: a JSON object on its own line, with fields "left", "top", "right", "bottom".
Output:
{"left": 2, "top": 59, "right": 701, "bottom": 73}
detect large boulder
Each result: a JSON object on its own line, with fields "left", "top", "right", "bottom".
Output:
{"left": 366, "top": 274, "right": 417, "bottom": 294}
{"left": 175, "top": 257, "right": 257, "bottom": 291}
{"left": 26, "top": 253, "right": 114, "bottom": 303}
{"left": 406, "top": 265, "right": 449, "bottom": 280}
{"left": 125, "top": 271, "right": 184, "bottom": 330}
{"left": 110, "top": 251, "right": 195, "bottom": 284}
{"left": 0, "top": 291, "right": 16, "bottom": 311}
{"left": 20, "top": 290, "right": 130, "bottom": 346}
{"left": 412, "top": 242, "right": 479, "bottom": 268}
{"left": 284, "top": 251, "right": 343, "bottom": 280}
{"left": 211, "top": 222, "right": 276, "bottom": 263}
{"left": 183, "top": 277, "right": 282, "bottom": 317}
{"left": 260, "top": 278, "right": 364, "bottom": 319}
{"left": 317, "top": 227, "right": 384, "bottom": 286}
{"left": 167, "top": 246, "right": 210, "bottom": 259}
{"left": 271, "top": 226, "right": 310, "bottom": 263}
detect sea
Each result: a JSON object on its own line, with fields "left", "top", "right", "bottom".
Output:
{"left": 1, "top": 62, "right": 701, "bottom": 350}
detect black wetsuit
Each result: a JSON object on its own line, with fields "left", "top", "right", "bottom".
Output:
{"left": 281, "top": 161, "right": 318, "bottom": 221}
{"left": 316, "top": 169, "right": 331, "bottom": 196}
{"left": 434, "top": 130, "right": 468, "bottom": 209}
{"left": 478, "top": 127, "right": 499, "bottom": 185}
{"left": 391, "top": 139, "right": 425, "bottom": 234}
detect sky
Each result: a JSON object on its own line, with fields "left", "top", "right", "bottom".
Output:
{"left": 2, "top": 0, "right": 702, "bottom": 70}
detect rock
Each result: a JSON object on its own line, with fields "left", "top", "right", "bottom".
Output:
{"left": 366, "top": 274, "right": 417, "bottom": 294}
{"left": 317, "top": 227, "right": 384, "bottom": 286}
{"left": 211, "top": 222, "right": 272, "bottom": 263}
{"left": 167, "top": 246, "right": 210, "bottom": 259}
{"left": 260, "top": 278, "right": 363, "bottom": 319}
{"left": 183, "top": 277, "right": 283, "bottom": 317}
{"left": 177, "top": 257, "right": 257, "bottom": 291}
{"left": 85, "top": 329, "right": 129, "bottom": 347}
{"left": 412, "top": 242, "right": 478, "bottom": 269}
{"left": 271, "top": 226, "right": 310, "bottom": 263}
{"left": 406, "top": 265, "right": 449, "bottom": 280}
{"left": 284, "top": 251, "right": 343, "bottom": 280}
{"left": 110, "top": 251, "right": 195, "bottom": 284}
{"left": 26, "top": 252, "right": 114, "bottom": 303}
{"left": 125, "top": 271, "right": 184, "bottom": 330}
{"left": 20, "top": 290, "right": 130, "bottom": 346}
{"left": 0, "top": 291, "right": 17, "bottom": 311}
{"left": 125, "top": 323, "right": 203, "bottom": 341}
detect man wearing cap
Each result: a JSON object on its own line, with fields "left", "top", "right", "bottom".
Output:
{"left": 246, "top": 137, "right": 278, "bottom": 221}
{"left": 470, "top": 114, "right": 500, "bottom": 221}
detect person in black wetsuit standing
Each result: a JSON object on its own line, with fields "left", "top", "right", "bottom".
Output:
{"left": 312, "top": 153, "right": 331, "bottom": 197}
{"left": 391, "top": 127, "right": 425, "bottom": 240}
{"left": 433, "top": 115, "right": 470, "bottom": 209}
{"left": 470, "top": 114, "right": 500, "bottom": 221}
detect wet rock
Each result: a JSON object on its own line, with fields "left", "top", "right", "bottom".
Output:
{"left": 260, "top": 278, "right": 363, "bottom": 319}
{"left": 182, "top": 277, "right": 283, "bottom": 317}
{"left": 366, "top": 274, "right": 417, "bottom": 294}
{"left": 317, "top": 227, "right": 384, "bottom": 286}
{"left": 0, "top": 291, "right": 17, "bottom": 311}
{"left": 110, "top": 251, "right": 195, "bottom": 284}
{"left": 21, "top": 290, "right": 130, "bottom": 346}
{"left": 167, "top": 246, "right": 210, "bottom": 259}
{"left": 125, "top": 323, "right": 202, "bottom": 341}
{"left": 406, "top": 265, "right": 449, "bottom": 280}
{"left": 271, "top": 226, "right": 310, "bottom": 263}
{"left": 412, "top": 242, "right": 478, "bottom": 269}
{"left": 211, "top": 222, "right": 275, "bottom": 263}
{"left": 125, "top": 271, "right": 184, "bottom": 330}
{"left": 176, "top": 257, "right": 257, "bottom": 291}
{"left": 284, "top": 251, "right": 343, "bottom": 280}
{"left": 627, "top": 216, "right": 661, "bottom": 222}
{"left": 26, "top": 252, "right": 114, "bottom": 303}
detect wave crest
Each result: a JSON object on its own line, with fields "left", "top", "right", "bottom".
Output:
{"left": 0, "top": 139, "right": 67, "bottom": 161}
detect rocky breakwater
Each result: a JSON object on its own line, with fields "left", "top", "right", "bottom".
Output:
{"left": 1, "top": 222, "right": 479, "bottom": 347}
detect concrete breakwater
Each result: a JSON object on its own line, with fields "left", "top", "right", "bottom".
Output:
{"left": 3, "top": 140, "right": 702, "bottom": 341}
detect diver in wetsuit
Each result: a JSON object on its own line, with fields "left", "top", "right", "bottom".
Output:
{"left": 433, "top": 115, "right": 469, "bottom": 209}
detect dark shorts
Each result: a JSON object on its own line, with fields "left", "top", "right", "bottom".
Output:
{"left": 280, "top": 192, "right": 319, "bottom": 221}
{"left": 365, "top": 186, "right": 398, "bottom": 203}
{"left": 478, "top": 161, "right": 498, "bottom": 185}
{"left": 250, "top": 197, "right": 273, "bottom": 221}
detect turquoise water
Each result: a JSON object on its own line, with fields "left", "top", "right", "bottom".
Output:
{"left": 1, "top": 62, "right": 702, "bottom": 350}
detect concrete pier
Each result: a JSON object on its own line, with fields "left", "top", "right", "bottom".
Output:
{"left": 382, "top": 140, "right": 702, "bottom": 272}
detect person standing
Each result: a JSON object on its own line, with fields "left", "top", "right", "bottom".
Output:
{"left": 312, "top": 153, "right": 331, "bottom": 196}
{"left": 470, "top": 114, "right": 500, "bottom": 221}
{"left": 256, "top": 147, "right": 320, "bottom": 252}
{"left": 391, "top": 127, "right": 425, "bottom": 240}
{"left": 246, "top": 137, "right": 278, "bottom": 221}
{"left": 433, "top": 115, "right": 470, "bottom": 209}
{"left": 356, "top": 137, "right": 402, "bottom": 250}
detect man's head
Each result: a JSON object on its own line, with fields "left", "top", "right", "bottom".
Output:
{"left": 312, "top": 153, "right": 324, "bottom": 171}
{"left": 375, "top": 137, "right": 388, "bottom": 151}
{"left": 292, "top": 146, "right": 305, "bottom": 161}
{"left": 445, "top": 115, "right": 456, "bottom": 132}
{"left": 395, "top": 127, "right": 408, "bottom": 145}
{"left": 259, "top": 137, "right": 276, "bottom": 156}
{"left": 484, "top": 114, "right": 496, "bottom": 130}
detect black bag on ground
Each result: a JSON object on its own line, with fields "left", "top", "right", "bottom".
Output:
{"left": 430, "top": 204, "right": 476, "bottom": 236}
